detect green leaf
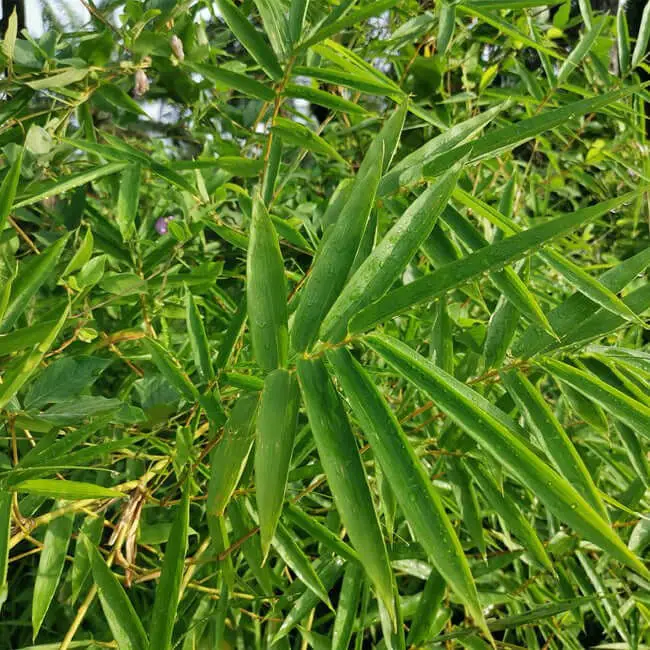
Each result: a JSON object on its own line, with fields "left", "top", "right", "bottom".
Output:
{"left": 185, "top": 290, "right": 214, "bottom": 381}
{"left": 215, "top": 0, "right": 283, "bottom": 80}
{"left": 617, "top": 6, "right": 631, "bottom": 74}
{"left": 332, "top": 562, "right": 363, "bottom": 650}
{"left": 247, "top": 194, "right": 289, "bottom": 371}
{"left": 185, "top": 62, "right": 275, "bottom": 101}
{"left": 537, "top": 358, "right": 650, "bottom": 442}
{"left": 514, "top": 246, "right": 650, "bottom": 357}
{"left": 13, "top": 480, "right": 124, "bottom": 500}
{"left": 289, "top": 0, "right": 309, "bottom": 45}
{"left": 71, "top": 515, "right": 103, "bottom": 603}
{"left": 116, "top": 163, "right": 141, "bottom": 242}
{"left": 501, "top": 369, "right": 607, "bottom": 520}
{"left": 437, "top": 2, "right": 456, "bottom": 55}
{"left": 14, "top": 162, "right": 127, "bottom": 210}
{"left": 62, "top": 228, "right": 94, "bottom": 277}
{"left": 143, "top": 338, "right": 198, "bottom": 402}
{"left": 273, "top": 557, "right": 345, "bottom": 642}
{"left": 0, "top": 491, "right": 11, "bottom": 612}
{"left": 273, "top": 520, "right": 332, "bottom": 606}
{"left": 464, "top": 460, "right": 553, "bottom": 571}
{"left": 32, "top": 506, "right": 74, "bottom": 639}
{"left": 293, "top": 65, "right": 401, "bottom": 97}
{"left": 0, "top": 146, "right": 23, "bottom": 231}
{"left": 272, "top": 117, "right": 347, "bottom": 165}
{"left": 326, "top": 348, "right": 489, "bottom": 638}
{"left": 555, "top": 17, "right": 606, "bottom": 86}
{"left": 252, "top": 0, "right": 291, "bottom": 59}
{"left": 379, "top": 102, "right": 506, "bottom": 197}
{"left": 85, "top": 536, "right": 148, "bottom": 650}
{"left": 321, "top": 162, "right": 463, "bottom": 343}
{"left": 207, "top": 393, "right": 259, "bottom": 517}
{"left": 447, "top": 458, "right": 485, "bottom": 555}
{"left": 283, "top": 84, "right": 367, "bottom": 115}
{"left": 365, "top": 333, "right": 649, "bottom": 579}
{"left": 350, "top": 192, "right": 639, "bottom": 333}
{"left": 26, "top": 67, "right": 88, "bottom": 90}
{"left": 97, "top": 83, "right": 149, "bottom": 116}
{"left": 415, "top": 87, "right": 639, "bottom": 181}
{"left": 0, "top": 306, "right": 69, "bottom": 411}
{"left": 406, "top": 568, "right": 447, "bottom": 646}
{"left": 1, "top": 235, "right": 69, "bottom": 334}
{"left": 631, "top": 0, "right": 650, "bottom": 68}
{"left": 290, "top": 143, "right": 383, "bottom": 352}
{"left": 299, "top": 0, "right": 400, "bottom": 49}
{"left": 255, "top": 369, "right": 299, "bottom": 559}
{"left": 296, "top": 357, "right": 395, "bottom": 621}
{"left": 148, "top": 487, "right": 190, "bottom": 650}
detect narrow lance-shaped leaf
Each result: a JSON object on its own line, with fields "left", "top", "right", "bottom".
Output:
{"left": 116, "top": 163, "right": 141, "bottom": 242}
{"left": 1, "top": 235, "right": 69, "bottom": 334}
{"left": 538, "top": 358, "right": 650, "bottom": 441}
{"left": 143, "top": 338, "right": 198, "bottom": 402}
{"left": 514, "top": 246, "right": 650, "bottom": 357}
{"left": 207, "top": 393, "right": 259, "bottom": 517}
{"left": 12, "top": 480, "right": 123, "bottom": 500}
{"left": 365, "top": 333, "right": 649, "bottom": 579}
{"left": 272, "top": 118, "right": 347, "bottom": 165}
{"left": 255, "top": 369, "right": 299, "bottom": 559}
{"left": 296, "top": 357, "right": 395, "bottom": 621}
{"left": 71, "top": 515, "right": 104, "bottom": 603}
{"left": 351, "top": 192, "right": 639, "bottom": 333}
{"left": 215, "top": 0, "right": 283, "bottom": 80}
{"left": 556, "top": 17, "right": 606, "bottom": 86}
{"left": 273, "top": 520, "right": 332, "bottom": 607}
{"left": 85, "top": 536, "right": 148, "bottom": 650}
{"left": 416, "top": 87, "right": 638, "bottom": 181}
{"left": 185, "top": 290, "right": 214, "bottom": 381}
{"left": 332, "top": 562, "right": 363, "bottom": 650}
{"left": 321, "top": 162, "right": 463, "bottom": 342}
{"left": 273, "top": 557, "right": 345, "bottom": 642}
{"left": 440, "top": 204, "right": 554, "bottom": 335}
{"left": 0, "top": 493, "right": 10, "bottom": 611}
{"left": 406, "top": 567, "right": 447, "bottom": 646}
{"left": 379, "top": 101, "right": 506, "bottom": 196}
{"left": 0, "top": 305, "right": 69, "bottom": 411}
{"left": 247, "top": 193, "right": 288, "bottom": 371}
{"left": 326, "top": 348, "right": 490, "bottom": 638}
{"left": 437, "top": 2, "right": 456, "bottom": 55}
{"left": 501, "top": 369, "right": 608, "bottom": 519}
{"left": 464, "top": 459, "right": 553, "bottom": 571}
{"left": 185, "top": 62, "right": 275, "bottom": 101}
{"left": 289, "top": 0, "right": 309, "bottom": 45}
{"left": 148, "top": 487, "right": 190, "bottom": 650}
{"left": 32, "top": 507, "right": 74, "bottom": 639}
{"left": 252, "top": 0, "right": 291, "bottom": 60}
{"left": 617, "top": 6, "right": 631, "bottom": 74}
{"left": 14, "top": 162, "right": 127, "bottom": 209}
{"left": 631, "top": 0, "right": 650, "bottom": 68}
{"left": 290, "top": 148, "right": 383, "bottom": 352}
{"left": 0, "top": 146, "right": 23, "bottom": 230}
{"left": 447, "top": 458, "right": 486, "bottom": 556}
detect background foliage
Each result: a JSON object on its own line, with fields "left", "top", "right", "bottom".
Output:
{"left": 1, "top": 0, "right": 650, "bottom": 648}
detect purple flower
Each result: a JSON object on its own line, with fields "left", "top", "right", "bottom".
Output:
{"left": 155, "top": 215, "right": 176, "bottom": 235}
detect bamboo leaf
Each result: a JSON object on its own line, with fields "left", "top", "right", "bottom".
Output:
{"left": 32, "top": 506, "right": 74, "bottom": 639}
{"left": 85, "top": 537, "right": 148, "bottom": 650}
{"left": 0, "top": 146, "right": 23, "bottom": 231}
{"left": 332, "top": 562, "right": 363, "bottom": 650}
{"left": 247, "top": 193, "right": 289, "bottom": 371}
{"left": 327, "top": 347, "right": 489, "bottom": 638}
{"left": 501, "top": 369, "right": 607, "bottom": 520}
{"left": 185, "top": 290, "right": 214, "bottom": 381}
{"left": 215, "top": 0, "right": 283, "bottom": 80}
{"left": 1, "top": 235, "right": 69, "bottom": 334}
{"left": 13, "top": 480, "right": 124, "bottom": 500}
{"left": 0, "top": 492, "right": 10, "bottom": 612}
{"left": 538, "top": 358, "right": 650, "bottom": 441}
{"left": 116, "top": 163, "right": 141, "bottom": 242}
{"left": 255, "top": 369, "right": 299, "bottom": 559}
{"left": 207, "top": 393, "right": 259, "bottom": 517}
{"left": 185, "top": 62, "right": 275, "bottom": 101}
{"left": 365, "top": 333, "right": 649, "bottom": 579}
{"left": 631, "top": 0, "right": 650, "bottom": 68}
{"left": 296, "top": 357, "right": 395, "bottom": 620}
{"left": 143, "top": 338, "right": 198, "bottom": 402}
{"left": 252, "top": 0, "right": 291, "bottom": 59}
{"left": 351, "top": 193, "right": 638, "bottom": 333}
{"left": 272, "top": 117, "right": 347, "bottom": 165}
{"left": 148, "top": 487, "right": 190, "bottom": 650}
{"left": 321, "top": 162, "right": 463, "bottom": 343}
